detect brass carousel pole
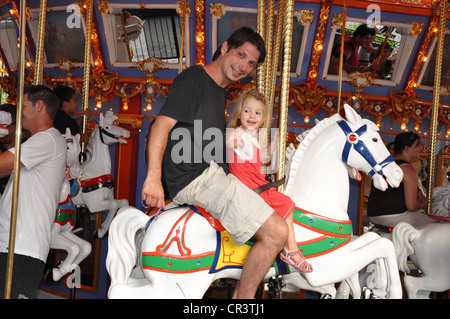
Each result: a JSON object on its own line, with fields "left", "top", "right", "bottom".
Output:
{"left": 427, "top": 0, "right": 448, "bottom": 214}
{"left": 267, "top": 0, "right": 285, "bottom": 118}
{"left": 81, "top": 0, "right": 94, "bottom": 162}
{"left": 277, "top": 0, "right": 295, "bottom": 193}
{"left": 264, "top": 0, "right": 275, "bottom": 98}
{"left": 257, "top": 0, "right": 266, "bottom": 94}
{"left": 178, "top": 0, "right": 187, "bottom": 73}
{"left": 337, "top": 0, "right": 348, "bottom": 114}
{"left": 4, "top": 0, "right": 27, "bottom": 299}
{"left": 33, "top": 0, "right": 47, "bottom": 85}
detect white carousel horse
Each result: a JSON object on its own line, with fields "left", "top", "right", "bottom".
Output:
{"left": 48, "top": 129, "right": 92, "bottom": 282}
{"left": 336, "top": 186, "right": 450, "bottom": 299}
{"left": 71, "top": 111, "right": 130, "bottom": 238}
{"left": 431, "top": 184, "right": 450, "bottom": 218}
{"left": 392, "top": 221, "right": 450, "bottom": 299}
{"left": 106, "top": 104, "right": 404, "bottom": 299}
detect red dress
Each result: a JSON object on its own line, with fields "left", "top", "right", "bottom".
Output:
{"left": 227, "top": 129, "right": 294, "bottom": 220}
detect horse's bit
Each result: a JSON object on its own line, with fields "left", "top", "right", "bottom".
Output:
{"left": 338, "top": 120, "right": 394, "bottom": 177}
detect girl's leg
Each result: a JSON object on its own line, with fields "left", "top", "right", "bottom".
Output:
{"left": 280, "top": 213, "right": 313, "bottom": 272}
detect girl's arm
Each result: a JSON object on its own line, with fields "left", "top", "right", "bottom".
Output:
{"left": 227, "top": 131, "right": 244, "bottom": 149}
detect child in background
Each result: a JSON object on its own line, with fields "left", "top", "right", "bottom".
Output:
{"left": 362, "top": 43, "right": 394, "bottom": 79}
{"left": 227, "top": 89, "right": 313, "bottom": 273}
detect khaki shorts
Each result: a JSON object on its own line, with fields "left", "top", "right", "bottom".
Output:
{"left": 174, "top": 161, "right": 274, "bottom": 245}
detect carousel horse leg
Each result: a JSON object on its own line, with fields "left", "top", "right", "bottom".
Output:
{"left": 49, "top": 231, "right": 88, "bottom": 282}
{"left": 403, "top": 275, "right": 434, "bottom": 299}
{"left": 96, "top": 199, "right": 129, "bottom": 238}
{"left": 61, "top": 231, "right": 92, "bottom": 266}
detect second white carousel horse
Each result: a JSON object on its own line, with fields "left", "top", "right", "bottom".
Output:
{"left": 72, "top": 111, "right": 130, "bottom": 238}
{"left": 106, "top": 104, "right": 404, "bottom": 299}
{"left": 49, "top": 129, "right": 91, "bottom": 282}
{"left": 392, "top": 220, "right": 450, "bottom": 298}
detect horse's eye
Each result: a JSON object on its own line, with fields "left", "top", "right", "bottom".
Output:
{"left": 372, "top": 138, "right": 378, "bottom": 142}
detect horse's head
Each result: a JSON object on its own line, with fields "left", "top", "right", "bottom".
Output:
{"left": 98, "top": 111, "right": 131, "bottom": 145}
{"left": 339, "top": 104, "right": 403, "bottom": 191}
{"left": 63, "top": 128, "right": 82, "bottom": 179}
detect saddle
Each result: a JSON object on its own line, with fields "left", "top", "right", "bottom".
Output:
{"left": 146, "top": 178, "right": 285, "bottom": 233}
{"left": 147, "top": 204, "right": 225, "bottom": 232}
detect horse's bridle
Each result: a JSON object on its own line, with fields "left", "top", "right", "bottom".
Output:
{"left": 99, "top": 126, "right": 120, "bottom": 144}
{"left": 337, "top": 120, "right": 394, "bottom": 177}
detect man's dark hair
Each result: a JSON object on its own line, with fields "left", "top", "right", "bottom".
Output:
{"left": 212, "top": 26, "right": 266, "bottom": 63}
{"left": 53, "top": 85, "right": 76, "bottom": 109}
{"left": 353, "top": 24, "right": 375, "bottom": 38}
{"left": 24, "top": 85, "right": 60, "bottom": 120}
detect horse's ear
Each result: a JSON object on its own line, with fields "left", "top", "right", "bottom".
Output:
{"left": 343, "top": 103, "right": 361, "bottom": 125}
{"left": 99, "top": 112, "right": 104, "bottom": 125}
{"left": 65, "top": 127, "right": 72, "bottom": 138}
{"left": 75, "top": 133, "right": 81, "bottom": 144}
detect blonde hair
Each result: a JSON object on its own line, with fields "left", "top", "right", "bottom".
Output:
{"left": 229, "top": 89, "right": 272, "bottom": 131}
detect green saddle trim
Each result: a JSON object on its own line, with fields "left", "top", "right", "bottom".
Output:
{"left": 142, "top": 253, "right": 216, "bottom": 273}
{"left": 293, "top": 207, "right": 352, "bottom": 257}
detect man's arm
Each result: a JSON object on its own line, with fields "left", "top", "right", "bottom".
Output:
{"left": 141, "top": 115, "right": 177, "bottom": 209}
{"left": 0, "top": 150, "right": 23, "bottom": 178}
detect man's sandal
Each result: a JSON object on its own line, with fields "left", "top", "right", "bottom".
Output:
{"left": 279, "top": 248, "right": 313, "bottom": 273}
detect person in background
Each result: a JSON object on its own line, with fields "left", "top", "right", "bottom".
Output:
{"left": 53, "top": 85, "right": 90, "bottom": 143}
{"left": 0, "top": 85, "right": 67, "bottom": 298}
{"left": 367, "top": 132, "right": 435, "bottom": 229}
{"left": 0, "top": 104, "right": 29, "bottom": 195}
{"left": 328, "top": 24, "right": 376, "bottom": 75}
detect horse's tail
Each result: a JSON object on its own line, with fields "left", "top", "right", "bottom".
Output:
{"left": 392, "top": 222, "right": 418, "bottom": 273}
{"left": 106, "top": 206, "right": 150, "bottom": 287}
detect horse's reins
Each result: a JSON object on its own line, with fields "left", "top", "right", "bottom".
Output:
{"left": 337, "top": 120, "right": 394, "bottom": 177}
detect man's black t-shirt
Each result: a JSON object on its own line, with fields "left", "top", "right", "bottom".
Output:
{"left": 53, "top": 109, "right": 80, "bottom": 135}
{"left": 158, "top": 65, "right": 228, "bottom": 198}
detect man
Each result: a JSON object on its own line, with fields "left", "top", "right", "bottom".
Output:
{"left": 0, "top": 85, "right": 66, "bottom": 298}
{"left": 142, "top": 27, "right": 288, "bottom": 298}
{"left": 53, "top": 85, "right": 81, "bottom": 135}
{"left": 328, "top": 24, "right": 376, "bottom": 75}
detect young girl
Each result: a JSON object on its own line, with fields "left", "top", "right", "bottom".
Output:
{"left": 227, "top": 89, "right": 313, "bottom": 273}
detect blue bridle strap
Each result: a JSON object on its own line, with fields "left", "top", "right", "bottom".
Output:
{"left": 99, "top": 126, "right": 119, "bottom": 144}
{"left": 337, "top": 120, "right": 394, "bottom": 177}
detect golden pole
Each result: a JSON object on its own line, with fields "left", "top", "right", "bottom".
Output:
{"left": 4, "top": 0, "right": 27, "bottom": 299}
{"left": 178, "top": 0, "right": 187, "bottom": 73}
{"left": 277, "top": 0, "right": 294, "bottom": 193}
{"left": 267, "top": 0, "right": 285, "bottom": 114}
{"left": 264, "top": 0, "right": 275, "bottom": 98}
{"left": 81, "top": 0, "right": 93, "bottom": 162}
{"left": 257, "top": 0, "right": 266, "bottom": 94}
{"left": 427, "top": 0, "right": 448, "bottom": 214}
{"left": 337, "top": 0, "right": 348, "bottom": 114}
{"left": 33, "top": 0, "right": 47, "bottom": 85}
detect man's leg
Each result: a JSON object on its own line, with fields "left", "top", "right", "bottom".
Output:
{"left": 236, "top": 212, "right": 288, "bottom": 298}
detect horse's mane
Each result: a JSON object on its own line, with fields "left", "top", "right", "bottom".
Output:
{"left": 285, "top": 113, "right": 341, "bottom": 194}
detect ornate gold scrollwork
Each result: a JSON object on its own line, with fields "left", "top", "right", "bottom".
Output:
{"left": 98, "top": 1, "right": 112, "bottom": 14}
{"left": 292, "top": 82, "right": 328, "bottom": 116}
{"left": 345, "top": 73, "right": 379, "bottom": 88}
{"left": 91, "top": 68, "right": 119, "bottom": 103}
{"left": 296, "top": 9, "right": 314, "bottom": 24}
{"left": 210, "top": 3, "right": 227, "bottom": 20}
